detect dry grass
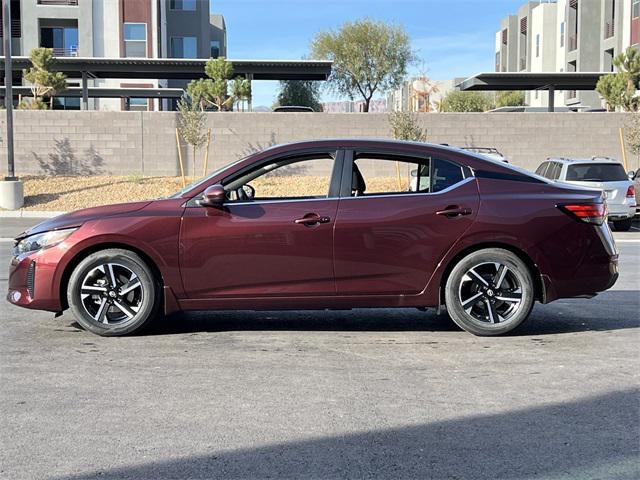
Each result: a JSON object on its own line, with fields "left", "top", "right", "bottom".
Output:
{"left": 13, "top": 175, "right": 409, "bottom": 211}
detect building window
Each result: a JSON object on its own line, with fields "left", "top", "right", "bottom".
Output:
{"left": 126, "top": 98, "right": 148, "bottom": 111}
{"left": 170, "top": 0, "right": 196, "bottom": 11}
{"left": 171, "top": 36, "right": 197, "bottom": 58}
{"left": 210, "top": 40, "right": 221, "bottom": 58}
{"left": 634, "top": 0, "right": 640, "bottom": 18}
{"left": 40, "top": 25, "right": 78, "bottom": 56}
{"left": 123, "top": 23, "right": 147, "bottom": 58}
{"left": 536, "top": 34, "right": 540, "bottom": 57}
{"left": 560, "top": 22, "right": 565, "bottom": 47}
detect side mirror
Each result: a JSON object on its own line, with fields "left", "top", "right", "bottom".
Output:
{"left": 628, "top": 170, "right": 637, "bottom": 180}
{"left": 197, "top": 184, "right": 226, "bottom": 208}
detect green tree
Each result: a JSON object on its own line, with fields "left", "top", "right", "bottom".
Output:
{"left": 388, "top": 111, "right": 427, "bottom": 142}
{"left": 274, "top": 80, "right": 323, "bottom": 111}
{"left": 310, "top": 18, "right": 416, "bottom": 112}
{"left": 442, "top": 91, "right": 493, "bottom": 112}
{"left": 495, "top": 90, "right": 525, "bottom": 108}
{"left": 20, "top": 48, "right": 67, "bottom": 110}
{"left": 186, "top": 57, "right": 251, "bottom": 111}
{"left": 177, "top": 99, "right": 207, "bottom": 177}
{"left": 597, "top": 74, "right": 631, "bottom": 111}
{"left": 596, "top": 47, "right": 640, "bottom": 112}
{"left": 232, "top": 76, "right": 252, "bottom": 111}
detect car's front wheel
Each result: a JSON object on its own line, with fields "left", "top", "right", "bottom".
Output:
{"left": 444, "top": 248, "right": 535, "bottom": 336}
{"left": 67, "top": 249, "right": 160, "bottom": 336}
{"left": 612, "top": 218, "right": 633, "bottom": 232}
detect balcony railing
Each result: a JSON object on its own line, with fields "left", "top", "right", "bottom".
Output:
{"left": 52, "top": 47, "right": 78, "bottom": 57}
{"left": 568, "top": 35, "right": 577, "bottom": 51}
{"left": 37, "top": 0, "right": 79, "bottom": 5}
{"left": 604, "top": 22, "right": 615, "bottom": 39}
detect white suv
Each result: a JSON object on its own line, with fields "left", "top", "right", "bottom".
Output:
{"left": 535, "top": 157, "right": 637, "bottom": 231}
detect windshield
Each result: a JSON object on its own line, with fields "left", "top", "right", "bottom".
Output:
{"left": 169, "top": 157, "right": 247, "bottom": 198}
{"left": 566, "top": 163, "right": 627, "bottom": 182}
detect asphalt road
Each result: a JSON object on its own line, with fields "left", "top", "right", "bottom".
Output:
{"left": 1, "top": 218, "right": 639, "bottom": 480}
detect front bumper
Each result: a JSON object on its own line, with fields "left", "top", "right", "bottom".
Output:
{"left": 7, "top": 247, "right": 66, "bottom": 312}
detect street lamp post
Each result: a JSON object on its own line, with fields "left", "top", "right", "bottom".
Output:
{"left": 1, "top": 0, "right": 23, "bottom": 209}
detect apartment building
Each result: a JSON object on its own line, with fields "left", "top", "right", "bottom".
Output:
{"left": 387, "top": 78, "right": 463, "bottom": 113}
{"left": 495, "top": 0, "right": 638, "bottom": 110}
{"left": 1, "top": 0, "right": 227, "bottom": 110}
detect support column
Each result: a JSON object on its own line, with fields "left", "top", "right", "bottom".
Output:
{"left": 548, "top": 85, "right": 555, "bottom": 112}
{"left": 246, "top": 73, "right": 253, "bottom": 112}
{"left": 81, "top": 71, "right": 89, "bottom": 110}
{"left": 3, "top": 0, "right": 16, "bottom": 180}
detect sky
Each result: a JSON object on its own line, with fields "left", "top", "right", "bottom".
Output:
{"left": 210, "top": 0, "right": 529, "bottom": 108}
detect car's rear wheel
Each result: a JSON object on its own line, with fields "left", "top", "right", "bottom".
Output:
{"left": 444, "top": 248, "right": 535, "bottom": 336}
{"left": 67, "top": 249, "right": 160, "bottom": 336}
{"left": 612, "top": 218, "right": 633, "bottom": 232}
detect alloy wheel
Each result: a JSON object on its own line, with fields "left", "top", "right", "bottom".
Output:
{"left": 457, "top": 262, "right": 523, "bottom": 325}
{"left": 80, "top": 263, "right": 144, "bottom": 325}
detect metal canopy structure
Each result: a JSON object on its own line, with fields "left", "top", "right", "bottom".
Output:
{"left": 0, "top": 56, "right": 332, "bottom": 110}
{"left": 0, "top": 56, "right": 333, "bottom": 81}
{"left": 457, "top": 72, "right": 608, "bottom": 112}
{"left": 0, "top": 86, "right": 185, "bottom": 99}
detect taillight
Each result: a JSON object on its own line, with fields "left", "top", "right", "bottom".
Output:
{"left": 558, "top": 203, "right": 607, "bottom": 225}
{"left": 627, "top": 185, "right": 636, "bottom": 198}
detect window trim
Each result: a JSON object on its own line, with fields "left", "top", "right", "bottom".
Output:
{"left": 123, "top": 22, "right": 147, "bottom": 58}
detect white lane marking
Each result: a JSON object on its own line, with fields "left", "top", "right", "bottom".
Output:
{"left": 0, "top": 238, "right": 15, "bottom": 242}
{"left": 615, "top": 239, "right": 640, "bottom": 243}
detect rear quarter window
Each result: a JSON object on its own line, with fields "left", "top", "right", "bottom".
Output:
{"left": 566, "top": 163, "right": 628, "bottom": 182}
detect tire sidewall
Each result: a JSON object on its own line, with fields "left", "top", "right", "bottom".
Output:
{"left": 445, "top": 248, "right": 535, "bottom": 336}
{"left": 67, "top": 249, "right": 159, "bottom": 336}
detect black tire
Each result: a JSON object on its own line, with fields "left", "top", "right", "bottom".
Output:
{"left": 444, "top": 248, "right": 535, "bottom": 336}
{"left": 67, "top": 249, "right": 160, "bottom": 336}
{"left": 612, "top": 218, "right": 633, "bottom": 232}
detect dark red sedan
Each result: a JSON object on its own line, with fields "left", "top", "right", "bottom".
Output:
{"left": 8, "top": 139, "right": 618, "bottom": 336}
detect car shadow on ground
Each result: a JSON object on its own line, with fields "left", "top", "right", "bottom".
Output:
{"left": 52, "top": 389, "right": 639, "bottom": 480}
{"left": 110, "top": 290, "right": 640, "bottom": 337}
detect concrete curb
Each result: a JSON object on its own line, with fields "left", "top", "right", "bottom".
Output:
{"left": 0, "top": 210, "right": 66, "bottom": 218}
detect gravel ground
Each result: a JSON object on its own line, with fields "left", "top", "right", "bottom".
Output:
{"left": 6, "top": 176, "right": 405, "bottom": 211}
{"left": 15, "top": 176, "right": 186, "bottom": 211}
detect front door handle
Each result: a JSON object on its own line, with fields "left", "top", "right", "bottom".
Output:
{"left": 436, "top": 206, "right": 472, "bottom": 218}
{"left": 294, "top": 213, "right": 331, "bottom": 226}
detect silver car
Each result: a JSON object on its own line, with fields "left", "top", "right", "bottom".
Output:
{"left": 535, "top": 157, "right": 636, "bottom": 231}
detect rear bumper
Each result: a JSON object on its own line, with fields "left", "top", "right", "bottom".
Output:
{"left": 542, "top": 223, "right": 619, "bottom": 302}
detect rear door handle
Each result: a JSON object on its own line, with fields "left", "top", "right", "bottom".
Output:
{"left": 294, "top": 213, "right": 331, "bottom": 226}
{"left": 436, "top": 206, "right": 472, "bottom": 218}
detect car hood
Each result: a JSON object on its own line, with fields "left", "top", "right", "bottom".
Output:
{"left": 18, "top": 201, "right": 153, "bottom": 239}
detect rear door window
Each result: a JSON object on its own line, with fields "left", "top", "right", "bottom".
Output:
{"left": 566, "top": 163, "right": 628, "bottom": 182}
{"left": 350, "top": 153, "right": 467, "bottom": 196}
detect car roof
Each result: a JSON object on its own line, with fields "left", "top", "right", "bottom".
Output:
{"left": 257, "top": 138, "right": 485, "bottom": 156}
{"left": 545, "top": 156, "right": 621, "bottom": 165}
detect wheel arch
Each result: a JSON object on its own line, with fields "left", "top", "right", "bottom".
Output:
{"left": 438, "top": 242, "right": 546, "bottom": 308}
{"left": 59, "top": 242, "right": 164, "bottom": 311}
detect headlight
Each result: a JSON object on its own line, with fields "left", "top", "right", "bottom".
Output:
{"left": 14, "top": 228, "right": 78, "bottom": 256}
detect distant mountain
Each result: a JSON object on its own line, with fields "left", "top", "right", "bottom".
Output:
{"left": 251, "top": 105, "right": 272, "bottom": 112}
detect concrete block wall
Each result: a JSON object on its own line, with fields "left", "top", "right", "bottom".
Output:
{"left": 0, "top": 111, "right": 636, "bottom": 176}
